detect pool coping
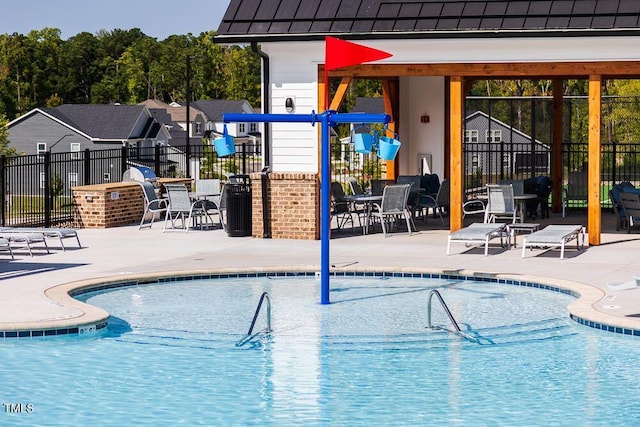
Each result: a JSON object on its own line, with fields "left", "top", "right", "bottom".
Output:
{"left": 1, "top": 265, "right": 639, "bottom": 338}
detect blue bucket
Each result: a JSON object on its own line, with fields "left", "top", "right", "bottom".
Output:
{"left": 351, "top": 125, "right": 376, "bottom": 154}
{"left": 354, "top": 133, "right": 376, "bottom": 154}
{"left": 214, "top": 125, "right": 235, "bottom": 157}
{"left": 377, "top": 134, "right": 401, "bottom": 160}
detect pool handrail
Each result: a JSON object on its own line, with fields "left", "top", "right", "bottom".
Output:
{"left": 427, "top": 289, "right": 477, "bottom": 342}
{"left": 236, "top": 292, "right": 272, "bottom": 347}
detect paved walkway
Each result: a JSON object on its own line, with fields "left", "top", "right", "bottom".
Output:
{"left": 2, "top": 220, "right": 640, "bottom": 334}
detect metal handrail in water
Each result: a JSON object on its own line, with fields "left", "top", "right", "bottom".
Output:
{"left": 236, "top": 292, "right": 272, "bottom": 347}
{"left": 427, "top": 289, "right": 462, "bottom": 332}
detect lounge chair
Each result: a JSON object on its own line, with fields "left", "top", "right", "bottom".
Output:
{"left": 0, "top": 231, "right": 50, "bottom": 256}
{"left": 0, "top": 227, "right": 81, "bottom": 251}
{"left": 447, "top": 223, "right": 508, "bottom": 256}
{"left": 521, "top": 225, "right": 585, "bottom": 259}
{"left": 0, "top": 237, "right": 14, "bottom": 259}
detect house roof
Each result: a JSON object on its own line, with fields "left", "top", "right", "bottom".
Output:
{"left": 191, "top": 99, "right": 254, "bottom": 122}
{"left": 46, "top": 104, "right": 151, "bottom": 140}
{"left": 217, "top": 0, "right": 640, "bottom": 42}
{"left": 350, "top": 97, "right": 385, "bottom": 114}
{"left": 149, "top": 108, "right": 188, "bottom": 141}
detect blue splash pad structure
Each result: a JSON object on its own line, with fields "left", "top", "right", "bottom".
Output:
{"left": 223, "top": 110, "right": 392, "bottom": 304}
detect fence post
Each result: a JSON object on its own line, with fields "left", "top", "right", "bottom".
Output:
{"left": 0, "top": 155, "right": 5, "bottom": 226}
{"left": 154, "top": 145, "right": 161, "bottom": 177}
{"left": 44, "top": 151, "right": 52, "bottom": 227}
{"left": 121, "top": 146, "right": 128, "bottom": 178}
{"left": 83, "top": 149, "right": 91, "bottom": 184}
{"left": 242, "top": 143, "right": 247, "bottom": 174}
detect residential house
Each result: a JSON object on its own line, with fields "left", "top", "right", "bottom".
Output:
{"left": 7, "top": 104, "right": 170, "bottom": 194}
{"left": 140, "top": 98, "right": 261, "bottom": 177}
{"left": 464, "top": 110, "right": 550, "bottom": 179}
{"left": 216, "top": 0, "right": 640, "bottom": 243}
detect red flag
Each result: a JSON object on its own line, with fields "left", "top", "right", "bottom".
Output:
{"left": 325, "top": 36, "right": 392, "bottom": 71}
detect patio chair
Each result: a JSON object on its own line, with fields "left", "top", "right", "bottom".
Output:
{"left": 330, "top": 181, "right": 360, "bottom": 232}
{"left": 347, "top": 176, "right": 366, "bottom": 196}
{"left": 163, "top": 184, "right": 213, "bottom": 232}
{"left": 498, "top": 179, "right": 524, "bottom": 196}
{"left": 420, "top": 178, "right": 450, "bottom": 225}
{"left": 370, "top": 179, "right": 395, "bottom": 196}
{"left": 194, "top": 179, "right": 221, "bottom": 203}
{"left": 462, "top": 198, "right": 486, "bottom": 219}
{"left": 138, "top": 181, "right": 169, "bottom": 230}
{"left": 562, "top": 170, "right": 588, "bottom": 217}
{"left": 397, "top": 175, "right": 423, "bottom": 220}
{"left": 619, "top": 191, "right": 640, "bottom": 233}
{"left": 521, "top": 225, "right": 585, "bottom": 259}
{"left": 369, "top": 183, "right": 414, "bottom": 237}
{"left": 484, "top": 184, "right": 518, "bottom": 224}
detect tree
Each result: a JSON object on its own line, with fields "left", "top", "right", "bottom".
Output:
{"left": 0, "top": 113, "right": 17, "bottom": 156}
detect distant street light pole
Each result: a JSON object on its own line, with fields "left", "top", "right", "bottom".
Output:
{"left": 48, "top": 134, "right": 74, "bottom": 152}
{"left": 185, "top": 55, "right": 195, "bottom": 178}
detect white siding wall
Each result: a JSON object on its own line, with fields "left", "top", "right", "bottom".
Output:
{"left": 399, "top": 76, "right": 446, "bottom": 178}
{"left": 263, "top": 43, "right": 322, "bottom": 173}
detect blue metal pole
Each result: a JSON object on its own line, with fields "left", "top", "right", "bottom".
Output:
{"left": 320, "top": 112, "right": 331, "bottom": 304}
{"left": 223, "top": 111, "right": 390, "bottom": 305}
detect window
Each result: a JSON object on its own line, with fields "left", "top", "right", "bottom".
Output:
{"left": 486, "top": 130, "right": 502, "bottom": 143}
{"left": 502, "top": 153, "right": 511, "bottom": 171}
{"left": 37, "top": 143, "right": 47, "bottom": 158}
{"left": 249, "top": 122, "right": 258, "bottom": 133}
{"left": 238, "top": 123, "right": 246, "bottom": 133}
{"left": 68, "top": 172, "right": 78, "bottom": 188}
{"left": 195, "top": 122, "right": 202, "bottom": 134}
{"left": 70, "top": 143, "right": 81, "bottom": 159}
{"left": 471, "top": 154, "right": 479, "bottom": 170}
{"left": 39, "top": 172, "right": 45, "bottom": 189}
{"left": 464, "top": 130, "right": 478, "bottom": 143}
{"left": 103, "top": 173, "right": 111, "bottom": 182}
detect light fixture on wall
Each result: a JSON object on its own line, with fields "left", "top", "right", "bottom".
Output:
{"left": 285, "top": 97, "right": 295, "bottom": 113}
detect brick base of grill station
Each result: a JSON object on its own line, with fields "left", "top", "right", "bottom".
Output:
{"left": 71, "top": 178, "right": 191, "bottom": 229}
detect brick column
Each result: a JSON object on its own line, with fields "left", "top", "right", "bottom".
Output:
{"left": 251, "top": 172, "right": 320, "bottom": 240}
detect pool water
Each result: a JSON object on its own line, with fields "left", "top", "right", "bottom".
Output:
{"left": 1, "top": 275, "right": 639, "bottom": 426}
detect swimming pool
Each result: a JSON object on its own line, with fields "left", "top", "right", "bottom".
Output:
{"left": 1, "top": 274, "right": 639, "bottom": 426}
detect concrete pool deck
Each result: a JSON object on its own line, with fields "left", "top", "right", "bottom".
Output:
{"left": 1, "top": 218, "right": 640, "bottom": 335}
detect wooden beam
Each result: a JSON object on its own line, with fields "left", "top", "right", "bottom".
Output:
{"left": 588, "top": 75, "right": 602, "bottom": 246}
{"left": 329, "top": 77, "right": 352, "bottom": 111}
{"left": 551, "top": 80, "right": 564, "bottom": 214}
{"left": 449, "top": 76, "right": 464, "bottom": 232}
{"left": 381, "top": 79, "right": 399, "bottom": 179}
{"left": 328, "top": 61, "right": 640, "bottom": 79}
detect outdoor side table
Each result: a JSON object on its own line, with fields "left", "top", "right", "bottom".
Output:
{"left": 507, "top": 223, "right": 540, "bottom": 248}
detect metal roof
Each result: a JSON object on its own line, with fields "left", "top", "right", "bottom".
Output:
{"left": 46, "top": 104, "right": 150, "bottom": 140}
{"left": 217, "top": 0, "right": 640, "bottom": 42}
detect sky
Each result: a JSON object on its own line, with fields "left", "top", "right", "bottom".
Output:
{"left": 0, "top": 0, "right": 232, "bottom": 40}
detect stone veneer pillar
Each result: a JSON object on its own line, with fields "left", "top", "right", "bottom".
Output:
{"left": 250, "top": 172, "right": 320, "bottom": 240}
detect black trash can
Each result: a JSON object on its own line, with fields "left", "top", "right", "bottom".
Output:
{"left": 225, "top": 175, "right": 252, "bottom": 237}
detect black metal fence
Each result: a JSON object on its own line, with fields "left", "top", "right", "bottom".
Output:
{"left": 464, "top": 96, "right": 640, "bottom": 210}
{"left": 0, "top": 142, "right": 262, "bottom": 227}
{"left": 330, "top": 141, "right": 388, "bottom": 194}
